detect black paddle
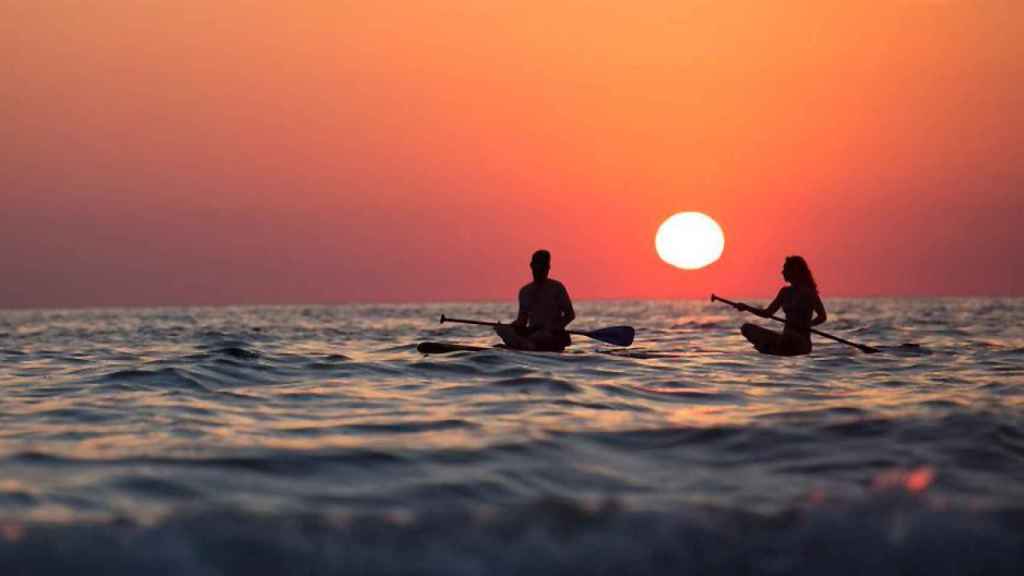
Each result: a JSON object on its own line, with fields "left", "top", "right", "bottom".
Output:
{"left": 711, "top": 294, "right": 880, "bottom": 354}
{"left": 439, "top": 315, "right": 635, "bottom": 347}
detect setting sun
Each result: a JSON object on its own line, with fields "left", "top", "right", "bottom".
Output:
{"left": 655, "top": 212, "right": 725, "bottom": 270}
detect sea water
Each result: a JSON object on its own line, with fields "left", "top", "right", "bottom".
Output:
{"left": 1, "top": 299, "right": 1022, "bottom": 574}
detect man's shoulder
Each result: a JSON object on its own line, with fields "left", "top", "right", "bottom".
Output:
{"left": 546, "top": 279, "right": 570, "bottom": 300}
{"left": 535, "top": 278, "right": 567, "bottom": 291}
{"left": 520, "top": 279, "right": 568, "bottom": 295}
{"left": 518, "top": 283, "right": 537, "bottom": 301}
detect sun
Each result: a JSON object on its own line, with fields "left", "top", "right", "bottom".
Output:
{"left": 655, "top": 212, "right": 725, "bottom": 270}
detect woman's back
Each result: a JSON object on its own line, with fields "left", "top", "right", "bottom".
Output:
{"left": 781, "top": 286, "right": 816, "bottom": 333}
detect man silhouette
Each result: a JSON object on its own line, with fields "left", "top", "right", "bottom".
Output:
{"left": 495, "top": 250, "right": 575, "bottom": 352}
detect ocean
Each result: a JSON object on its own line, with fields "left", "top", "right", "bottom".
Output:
{"left": 1, "top": 299, "right": 1022, "bottom": 574}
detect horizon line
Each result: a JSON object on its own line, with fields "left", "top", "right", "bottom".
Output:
{"left": 2, "top": 294, "right": 1021, "bottom": 314}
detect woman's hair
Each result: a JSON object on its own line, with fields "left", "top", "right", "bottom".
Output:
{"left": 784, "top": 256, "right": 818, "bottom": 293}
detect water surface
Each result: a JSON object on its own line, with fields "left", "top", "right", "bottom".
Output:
{"left": 1, "top": 299, "right": 1022, "bottom": 573}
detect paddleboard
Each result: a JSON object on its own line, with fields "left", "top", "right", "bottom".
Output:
{"left": 416, "top": 342, "right": 492, "bottom": 354}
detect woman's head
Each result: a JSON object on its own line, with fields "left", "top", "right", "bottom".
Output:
{"left": 782, "top": 256, "right": 817, "bottom": 292}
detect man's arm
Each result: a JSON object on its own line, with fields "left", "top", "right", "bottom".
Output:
{"left": 557, "top": 285, "right": 575, "bottom": 330}
{"left": 512, "top": 287, "right": 529, "bottom": 327}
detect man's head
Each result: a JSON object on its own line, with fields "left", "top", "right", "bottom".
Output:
{"left": 530, "top": 250, "right": 551, "bottom": 282}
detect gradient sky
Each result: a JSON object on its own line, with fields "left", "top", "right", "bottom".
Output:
{"left": 2, "top": 1, "right": 1021, "bottom": 308}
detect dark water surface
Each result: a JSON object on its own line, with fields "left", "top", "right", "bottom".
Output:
{"left": 2, "top": 300, "right": 1023, "bottom": 574}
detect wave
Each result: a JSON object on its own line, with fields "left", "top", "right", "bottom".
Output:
{"left": 211, "top": 346, "right": 261, "bottom": 360}
{"left": 99, "top": 367, "right": 209, "bottom": 392}
{"left": 1, "top": 497, "right": 1021, "bottom": 575}
{"left": 491, "top": 376, "right": 579, "bottom": 394}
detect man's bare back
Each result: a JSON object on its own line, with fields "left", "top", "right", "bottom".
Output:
{"left": 495, "top": 250, "right": 575, "bottom": 351}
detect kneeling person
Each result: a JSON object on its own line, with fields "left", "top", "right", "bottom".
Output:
{"left": 495, "top": 250, "right": 575, "bottom": 352}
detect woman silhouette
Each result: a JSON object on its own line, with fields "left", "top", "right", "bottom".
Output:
{"left": 738, "top": 256, "right": 826, "bottom": 356}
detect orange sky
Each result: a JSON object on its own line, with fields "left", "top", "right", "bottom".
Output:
{"left": 2, "top": 1, "right": 1021, "bottom": 308}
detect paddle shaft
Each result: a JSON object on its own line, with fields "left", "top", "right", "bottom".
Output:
{"left": 711, "top": 294, "right": 879, "bottom": 353}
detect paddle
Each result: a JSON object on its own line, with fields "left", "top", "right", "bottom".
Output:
{"left": 439, "top": 315, "right": 635, "bottom": 347}
{"left": 711, "top": 294, "right": 880, "bottom": 354}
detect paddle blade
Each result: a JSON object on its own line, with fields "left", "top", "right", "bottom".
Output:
{"left": 583, "top": 326, "right": 635, "bottom": 347}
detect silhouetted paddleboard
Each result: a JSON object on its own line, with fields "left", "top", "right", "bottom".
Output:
{"left": 416, "top": 342, "right": 493, "bottom": 354}
{"left": 596, "top": 348, "right": 680, "bottom": 359}
{"left": 416, "top": 342, "right": 573, "bottom": 354}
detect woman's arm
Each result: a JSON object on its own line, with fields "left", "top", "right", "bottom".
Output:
{"left": 742, "top": 289, "right": 784, "bottom": 318}
{"left": 811, "top": 294, "right": 827, "bottom": 326}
